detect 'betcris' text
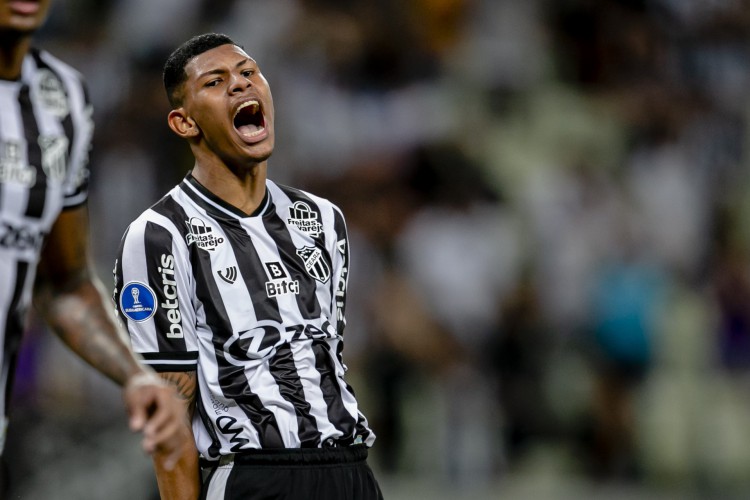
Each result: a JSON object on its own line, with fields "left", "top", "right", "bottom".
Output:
{"left": 159, "top": 253, "right": 183, "bottom": 338}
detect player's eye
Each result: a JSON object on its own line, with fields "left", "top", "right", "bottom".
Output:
{"left": 242, "top": 70, "right": 254, "bottom": 78}
{"left": 205, "top": 78, "right": 221, "bottom": 87}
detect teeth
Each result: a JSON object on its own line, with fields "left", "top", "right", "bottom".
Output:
{"left": 235, "top": 100, "right": 259, "bottom": 118}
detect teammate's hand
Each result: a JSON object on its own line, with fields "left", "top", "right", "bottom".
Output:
{"left": 123, "top": 371, "right": 189, "bottom": 470}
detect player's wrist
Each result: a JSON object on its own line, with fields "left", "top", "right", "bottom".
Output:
{"left": 124, "top": 368, "right": 163, "bottom": 390}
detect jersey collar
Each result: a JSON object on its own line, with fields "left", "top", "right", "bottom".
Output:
{"left": 180, "top": 172, "right": 271, "bottom": 219}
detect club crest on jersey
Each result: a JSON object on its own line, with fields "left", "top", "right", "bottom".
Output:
{"left": 296, "top": 246, "right": 331, "bottom": 283}
{"left": 36, "top": 69, "right": 69, "bottom": 119}
{"left": 185, "top": 217, "right": 224, "bottom": 251}
{"left": 0, "top": 140, "right": 36, "bottom": 186}
{"left": 39, "top": 135, "right": 68, "bottom": 182}
{"left": 287, "top": 201, "right": 322, "bottom": 237}
{"left": 264, "top": 261, "right": 299, "bottom": 298}
{"left": 120, "top": 281, "right": 157, "bottom": 322}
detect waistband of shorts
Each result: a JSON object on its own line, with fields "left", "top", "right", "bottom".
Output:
{"left": 199, "top": 444, "right": 369, "bottom": 468}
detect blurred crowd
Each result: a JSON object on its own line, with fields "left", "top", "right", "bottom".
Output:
{"left": 8, "top": 0, "right": 750, "bottom": 498}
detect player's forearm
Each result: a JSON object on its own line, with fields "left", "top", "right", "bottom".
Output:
{"left": 154, "top": 432, "right": 201, "bottom": 500}
{"left": 154, "top": 370, "right": 201, "bottom": 499}
{"left": 34, "top": 274, "right": 145, "bottom": 386}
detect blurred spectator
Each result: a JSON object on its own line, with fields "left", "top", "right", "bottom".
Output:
{"left": 586, "top": 218, "right": 666, "bottom": 480}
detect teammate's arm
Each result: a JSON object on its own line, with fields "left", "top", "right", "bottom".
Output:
{"left": 153, "top": 370, "right": 201, "bottom": 500}
{"left": 33, "top": 205, "right": 188, "bottom": 466}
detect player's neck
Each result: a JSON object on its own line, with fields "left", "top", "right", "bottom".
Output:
{"left": 0, "top": 35, "right": 31, "bottom": 81}
{"left": 192, "top": 160, "right": 268, "bottom": 216}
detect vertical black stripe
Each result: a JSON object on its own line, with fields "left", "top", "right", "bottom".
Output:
{"left": 113, "top": 227, "right": 129, "bottom": 326}
{"left": 143, "top": 222, "right": 187, "bottom": 352}
{"left": 217, "top": 217, "right": 281, "bottom": 322}
{"left": 32, "top": 50, "right": 76, "bottom": 163}
{"left": 332, "top": 209, "right": 349, "bottom": 336}
{"left": 312, "top": 339, "right": 357, "bottom": 441}
{"left": 154, "top": 197, "right": 285, "bottom": 448}
{"left": 18, "top": 85, "right": 46, "bottom": 218}
{"left": 263, "top": 210, "right": 322, "bottom": 319}
{"left": 3, "top": 262, "right": 29, "bottom": 413}
{"left": 269, "top": 344, "right": 322, "bottom": 447}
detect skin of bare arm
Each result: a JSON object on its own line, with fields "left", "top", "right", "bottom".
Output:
{"left": 32, "top": 205, "right": 188, "bottom": 467}
{"left": 153, "top": 371, "right": 201, "bottom": 500}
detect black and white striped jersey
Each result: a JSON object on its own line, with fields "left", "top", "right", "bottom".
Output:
{"left": 114, "top": 173, "right": 375, "bottom": 457}
{"left": 0, "top": 49, "right": 93, "bottom": 451}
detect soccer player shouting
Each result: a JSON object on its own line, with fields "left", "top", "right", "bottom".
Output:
{"left": 114, "top": 33, "right": 382, "bottom": 500}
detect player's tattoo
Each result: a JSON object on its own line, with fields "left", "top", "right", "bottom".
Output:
{"left": 34, "top": 278, "right": 143, "bottom": 386}
{"left": 160, "top": 371, "right": 198, "bottom": 403}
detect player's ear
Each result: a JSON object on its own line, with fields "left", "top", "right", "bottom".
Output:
{"left": 167, "top": 108, "right": 199, "bottom": 139}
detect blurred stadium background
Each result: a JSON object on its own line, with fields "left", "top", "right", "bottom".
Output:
{"left": 7, "top": 0, "right": 750, "bottom": 498}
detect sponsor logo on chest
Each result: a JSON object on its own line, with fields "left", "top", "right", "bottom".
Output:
{"left": 36, "top": 69, "right": 69, "bottom": 119}
{"left": 287, "top": 201, "right": 322, "bottom": 237}
{"left": 0, "top": 140, "right": 36, "bottom": 186}
{"left": 185, "top": 217, "right": 224, "bottom": 251}
{"left": 264, "top": 261, "right": 299, "bottom": 298}
{"left": 0, "top": 220, "right": 46, "bottom": 251}
{"left": 0, "top": 136, "right": 68, "bottom": 187}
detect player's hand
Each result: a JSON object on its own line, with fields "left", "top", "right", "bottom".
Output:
{"left": 123, "top": 371, "right": 189, "bottom": 470}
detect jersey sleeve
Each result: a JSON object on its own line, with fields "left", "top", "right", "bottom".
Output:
{"left": 330, "top": 205, "right": 350, "bottom": 337}
{"left": 43, "top": 54, "right": 93, "bottom": 209}
{"left": 114, "top": 213, "right": 198, "bottom": 372}
{"left": 61, "top": 76, "right": 92, "bottom": 208}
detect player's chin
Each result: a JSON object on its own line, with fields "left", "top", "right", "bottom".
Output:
{"left": 240, "top": 138, "right": 274, "bottom": 163}
{"left": 1, "top": 20, "right": 42, "bottom": 34}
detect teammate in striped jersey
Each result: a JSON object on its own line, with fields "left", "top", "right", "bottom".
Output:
{"left": 0, "top": 0, "right": 190, "bottom": 485}
{"left": 114, "top": 33, "right": 382, "bottom": 499}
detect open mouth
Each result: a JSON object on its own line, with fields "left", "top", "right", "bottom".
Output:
{"left": 233, "top": 100, "right": 266, "bottom": 140}
{"left": 8, "top": 0, "right": 41, "bottom": 15}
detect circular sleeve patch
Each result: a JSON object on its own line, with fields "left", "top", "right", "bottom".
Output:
{"left": 120, "top": 282, "right": 157, "bottom": 322}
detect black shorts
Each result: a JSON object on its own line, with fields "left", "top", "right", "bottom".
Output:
{"left": 200, "top": 445, "right": 383, "bottom": 500}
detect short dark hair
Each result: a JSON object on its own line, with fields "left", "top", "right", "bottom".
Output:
{"left": 163, "top": 33, "right": 239, "bottom": 107}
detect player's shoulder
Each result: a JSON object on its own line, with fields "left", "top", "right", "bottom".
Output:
{"left": 122, "top": 189, "right": 186, "bottom": 243}
{"left": 31, "top": 47, "right": 86, "bottom": 83}
{"left": 267, "top": 179, "right": 341, "bottom": 214}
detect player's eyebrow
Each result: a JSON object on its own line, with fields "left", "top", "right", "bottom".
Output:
{"left": 196, "top": 58, "right": 250, "bottom": 80}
